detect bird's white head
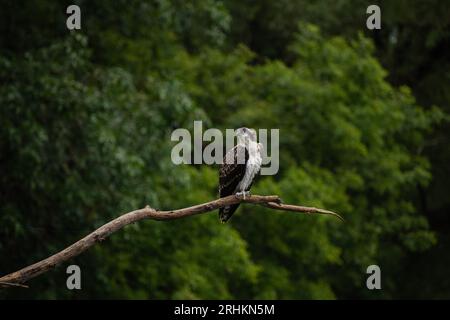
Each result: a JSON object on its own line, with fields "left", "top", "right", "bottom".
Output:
{"left": 236, "top": 127, "right": 257, "bottom": 145}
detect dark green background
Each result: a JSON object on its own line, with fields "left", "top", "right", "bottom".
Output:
{"left": 1, "top": 0, "right": 449, "bottom": 299}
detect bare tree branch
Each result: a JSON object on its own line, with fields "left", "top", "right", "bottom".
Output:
{"left": 0, "top": 194, "right": 342, "bottom": 288}
{"left": 0, "top": 281, "right": 29, "bottom": 288}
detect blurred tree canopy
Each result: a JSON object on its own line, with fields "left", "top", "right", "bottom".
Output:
{"left": 0, "top": 0, "right": 448, "bottom": 299}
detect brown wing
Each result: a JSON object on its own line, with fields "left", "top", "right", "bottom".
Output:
{"left": 218, "top": 145, "right": 248, "bottom": 223}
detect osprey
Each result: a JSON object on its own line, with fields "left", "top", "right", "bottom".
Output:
{"left": 219, "top": 127, "right": 263, "bottom": 223}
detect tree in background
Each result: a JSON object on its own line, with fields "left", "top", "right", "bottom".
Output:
{"left": 223, "top": 0, "right": 450, "bottom": 298}
{"left": 0, "top": 0, "right": 447, "bottom": 298}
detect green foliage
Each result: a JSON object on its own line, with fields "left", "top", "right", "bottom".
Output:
{"left": 0, "top": 0, "right": 447, "bottom": 299}
{"left": 166, "top": 24, "right": 442, "bottom": 298}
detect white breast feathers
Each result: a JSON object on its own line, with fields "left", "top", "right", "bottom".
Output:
{"left": 237, "top": 142, "right": 262, "bottom": 191}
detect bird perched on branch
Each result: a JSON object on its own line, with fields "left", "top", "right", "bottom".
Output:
{"left": 219, "top": 127, "right": 263, "bottom": 223}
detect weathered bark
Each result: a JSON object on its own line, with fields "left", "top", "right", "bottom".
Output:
{"left": 0, "top": 194, "right": 342, "bottom": 288}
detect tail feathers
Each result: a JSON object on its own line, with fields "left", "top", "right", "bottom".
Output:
{"left": 219, "top": 204, "right": 240, "bottom": 223}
